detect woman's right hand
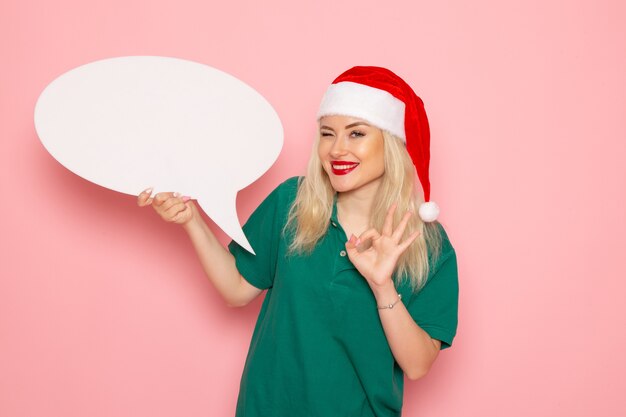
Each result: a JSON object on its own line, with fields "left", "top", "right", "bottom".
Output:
{"left": 137, "top": 188, "right": 195, "bottom": 225}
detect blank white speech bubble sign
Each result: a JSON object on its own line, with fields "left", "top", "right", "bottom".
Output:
{"left": 34, "top": 56, "right": 283, "bottom": 254}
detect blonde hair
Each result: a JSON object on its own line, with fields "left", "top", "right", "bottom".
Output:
{"left": 284, "top": 130, "right": 442, "bottom": 292}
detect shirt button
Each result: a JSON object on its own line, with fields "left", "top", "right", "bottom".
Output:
{"left": 339, "top": 250, "right": 347, "bottom": 257}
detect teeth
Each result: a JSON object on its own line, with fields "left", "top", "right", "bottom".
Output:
{"left": 332, "top": 163, "right": 358, "bottom": 169}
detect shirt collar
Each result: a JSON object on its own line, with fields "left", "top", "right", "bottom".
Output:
{"left": 331, "top": 193, "right": 339, "bottom": 224}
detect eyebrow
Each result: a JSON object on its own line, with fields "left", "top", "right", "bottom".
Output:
{"left": 320, "top": 121, "right": 371, "bottom": 132}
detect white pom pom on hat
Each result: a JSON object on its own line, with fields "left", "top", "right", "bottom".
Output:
{"left": 418, "top": 201, "right": 440, "bottom": 223}
{"left": 317, "top": 66, "right": 440, "bottom": 222}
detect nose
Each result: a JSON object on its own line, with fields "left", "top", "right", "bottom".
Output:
{"left": 329, "top": 136, "right": 348, "bottom": 158}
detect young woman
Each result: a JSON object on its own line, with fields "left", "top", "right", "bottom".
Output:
{"left": 137, "top": 66, "right": 458, "bottom": 417}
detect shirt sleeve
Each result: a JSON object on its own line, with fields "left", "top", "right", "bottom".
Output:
{"left": 227, "top": 177, "right": 298, "bottom": 290}
{"left": 406, "top": 229, "right": 459, "bottom": 350}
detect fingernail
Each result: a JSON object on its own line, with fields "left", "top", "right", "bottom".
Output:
{"left": 182, "top": 196, "right": 191, "bottom": 202}
{"left": 173, "top": 192, "right": 180, "bottom": 197}
{"left": 142, "top": 187, "right": 153, "bottom": 195}
{"left": 355, "top": 238, "right": 361, "bottom": 245}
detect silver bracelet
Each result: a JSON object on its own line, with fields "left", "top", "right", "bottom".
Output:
{"left": 377, "top": 293, "right": 402, "bottom": 310}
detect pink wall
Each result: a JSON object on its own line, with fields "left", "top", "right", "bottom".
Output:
{"left": 2, "top": 0, "right": 625, "bottom": 416}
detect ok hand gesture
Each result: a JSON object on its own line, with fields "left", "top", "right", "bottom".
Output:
{"left": 345, "top": 203, "right": 420, "bottom": 289}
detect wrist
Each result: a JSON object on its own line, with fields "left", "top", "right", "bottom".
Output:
{"left": 369, "top": 279, "right": 397, "bottom": 302}
{"left": 181, "top": 205, "right": 202, "bottom": 232}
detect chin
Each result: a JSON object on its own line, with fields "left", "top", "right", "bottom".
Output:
{"left": 328, "top": 177, "right": 358, "bottom": 193}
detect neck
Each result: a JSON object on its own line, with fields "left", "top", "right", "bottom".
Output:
{"left": 336, "top": 180, "right": 381, "bottom": 221}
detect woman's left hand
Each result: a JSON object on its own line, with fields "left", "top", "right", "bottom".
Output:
{"left": 345, "top": 203, "right": 420, "bottom": 288}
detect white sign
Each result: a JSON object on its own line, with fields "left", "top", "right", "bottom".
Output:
{"left": 34, "top": 56, "right": 284, "bottom": 253}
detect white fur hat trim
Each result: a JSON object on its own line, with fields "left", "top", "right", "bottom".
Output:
{"left": 316, "top": 81, "right": 406, "bottom": 142}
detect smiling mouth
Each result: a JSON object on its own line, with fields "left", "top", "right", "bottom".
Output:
{"left": 331, "top": 161, "right": 359, "bottom": 175}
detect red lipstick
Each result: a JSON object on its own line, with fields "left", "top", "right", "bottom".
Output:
{"left": 331, "top": 161, "right": 359, "bottom": 175}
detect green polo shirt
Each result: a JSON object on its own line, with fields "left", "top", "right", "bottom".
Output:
{"left": 228, "top": 176, "right": 458, "bottom": 417}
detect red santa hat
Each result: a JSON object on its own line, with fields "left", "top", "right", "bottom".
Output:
{"left": 317, "top": 66, "right": 440, "bottom": 222}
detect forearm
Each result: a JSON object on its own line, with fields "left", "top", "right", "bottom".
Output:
{"left": 182, "top": 206, "right": 247, "bottom": 307}
{"left": 371, "top": 281, "right": 440, "bottom": 380}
